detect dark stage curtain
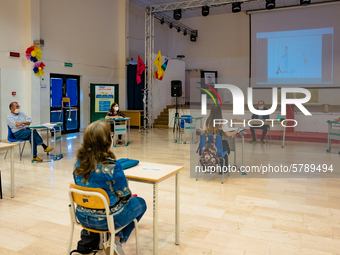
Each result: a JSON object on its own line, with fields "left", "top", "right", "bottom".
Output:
{"left": 127, "top": 64, "right": 144, "bottom": 110}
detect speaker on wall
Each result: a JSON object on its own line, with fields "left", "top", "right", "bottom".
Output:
{"left": 171, "top": 80, "right": 182, "bottom": 97}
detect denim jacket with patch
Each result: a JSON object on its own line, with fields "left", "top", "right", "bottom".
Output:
{"left": 73, "top": 158, "right": 131, "bottom": 208}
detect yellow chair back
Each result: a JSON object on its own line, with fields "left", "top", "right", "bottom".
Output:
{"left": 69, "top": 184, "right": 110, "bottom": 210}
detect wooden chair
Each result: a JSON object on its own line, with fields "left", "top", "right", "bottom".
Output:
{"left": 67, "top": 184, "right": 140, "bottom": 255}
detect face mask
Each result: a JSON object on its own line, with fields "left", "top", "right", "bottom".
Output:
{"left": 114, "top": 107, "right": 119, "bottom": 111}
{"left": 14, "top": 109, "right": 20, "bottom": 114}
{"left": 258, "top": 106, "right": 264, "bottom": 110}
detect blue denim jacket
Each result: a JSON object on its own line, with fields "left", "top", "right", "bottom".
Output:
{"left": 73, "top": 158, "right": 131, "bottom": 208}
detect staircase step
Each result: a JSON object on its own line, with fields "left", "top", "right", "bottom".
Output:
{"left": 153, "top": 124, "right": 169, "bottom": 129}
{"left": 154, "top": 120, "right": 168, "bottom": 125}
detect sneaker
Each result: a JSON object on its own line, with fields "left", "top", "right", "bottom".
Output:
{"left": 114, "top": 238, "right": 125, "bottom": 255}
{"left": 249, "top": 140, "right": 256, "bottom": 143}
{"left": 260, "top": 140, "right": 266, "bottom": 144}
{"left": 33, "top": 156, "right": 43, "bottom": 162}
{"left": 237, "top": 128, "right": 245, "bottom": 134}
{"left": 44, "top": 147, "right": 53, "bottom": 153}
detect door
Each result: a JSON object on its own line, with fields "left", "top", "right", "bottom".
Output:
{"left": 50, "top": 74, "right": 80, "bottom": 134}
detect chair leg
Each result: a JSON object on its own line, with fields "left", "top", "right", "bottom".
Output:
{"left": 20, "top": 142, "right": 26, "bottom": 161}
{"left": 99, "top": 233, "right": 104, "bottom": 250}
{"left": 19, "top": 143, "right": 21, "bottom": 161}
{"left": 134, "top": 219, "right": 139, "bottom": 255}
{"left": 4, "top": 143, "right": 11, "bottom": 159}
{"left": 67, "top": 205, "right": 75, "bottom": 255}
{"left": 0, "top": 170, "right": 2, "bottom": 199}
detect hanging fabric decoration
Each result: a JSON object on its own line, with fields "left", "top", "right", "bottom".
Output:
{"left": 33, "top": 62, "right": 45, "bottom": 76}
{"left": 154, "top": 50, "right": 163, "bottom": 79}
{"left": 136, "top": 55, "right": 146, "bottom": 84}
{"left": 153, "top": 60, "right": 168, "bottom": 81}
{"left": 25, "top": 45, "right": 42, "bottom": 63}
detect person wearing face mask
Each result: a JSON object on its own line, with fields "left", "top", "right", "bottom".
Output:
{"left": 105, "top": 103, "right": 127, "bottom": 145}
{"left": 6, "top": 102, "right": 53, "bottom": 161}
{"left": 249, "top": 100, "right": 270, "bottom": 144}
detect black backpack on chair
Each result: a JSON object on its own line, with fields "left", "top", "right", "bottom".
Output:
{"left": 70, "top": 229, "right": 100, "bottom": 255}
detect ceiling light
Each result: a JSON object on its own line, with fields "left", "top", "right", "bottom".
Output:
{"left": 169, "top": 23, "right": 173, "bottom": 29}
{"left": 202, "top": 6, "right": 209, "bottom": 17}
{"left": 183, "top": 30, "right": 187, "bottom": 36}
{"left": 232, "top": 2, "right": 241, "bottom": 13}
{"left": 266, "top": 0, "right": 275, "bottom": 9}
{"left": 177, "top": 27, "right": 181, "bottom": 33}
{"left": 190, "top": 34, "right": 197, "bottom": 42}
{"left": 173, "top": 9, "right": 182, "bottom": 20}
{"left": 300, "top": 0, "right": 310, "bottom": 5}
{"left": 160, "top": 18, "right": 165, "bottom": 25}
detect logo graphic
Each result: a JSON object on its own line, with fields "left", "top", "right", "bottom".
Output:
{"left": 82, "top": 198, "right": 89, "bottom": 203}
{"left": 199, "top": 84, "right": 312, "bottom": 116}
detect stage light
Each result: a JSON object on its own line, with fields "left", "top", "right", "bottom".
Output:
{"left": 183, "top": 30, "right": 187, "bottom": 36}
{"left": 190, "top": 34, "right": 197, "bottom": 42}
{"left": 266, "top": 0, "right": 275, "bottom": 9}
{"left": 177, "top": 27, "right": 181, "bottom": 33}
{"left": 300, "top": 0, "right": 310, "bottom": 5}
{"left": 173, "top": 9, "right": 182, "bottom": 20}
{"left": 169, "top": 23, "right": 173, "bottom": 29}
{"left": 202, "top": 6, "right": 209, "bottom": 17}
{"left": 160, "top": 18, "right": 165, "bottom": 25}
{"left": 232, "top": 2, "right": 241, "bottom": 13}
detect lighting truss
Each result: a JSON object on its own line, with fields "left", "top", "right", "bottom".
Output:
{"left": 153, "top": 12, "right": 198, "bottom": 37}
{"left": 149, "top": 0, "right": 262, "bottom": 13}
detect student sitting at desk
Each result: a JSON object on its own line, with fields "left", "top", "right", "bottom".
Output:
{"left": 249, "top": 100, "right": 270, "bottom": 144}
{"left": 6, "top": 102, "right": 53, "bottom": 162}
{"left": 73, "top": 120, "right": 146, "bottom": 254}
{"left": 199, "top": 105, "right": 240, "bottom": 171}
{"left": 105, "top": 103, "right": 126, "bottom": 145}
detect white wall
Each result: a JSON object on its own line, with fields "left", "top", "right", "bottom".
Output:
{"left": 40, "top": 0, "right": 128, "bottom": 129}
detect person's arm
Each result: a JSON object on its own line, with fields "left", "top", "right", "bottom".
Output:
{"left": 111, "top": 161, "right": 132, "bottom": 202}
{"left": 6, "top": 115, "right": 17, "bottom": 130}
{"left": 105, "top": 111, "right": 114, "bottom": 119}
{"left": 224, "top": 129, "right": 238, "bottom": 137}
{"left": 198, "top": 127, "right": 206, "bottom": 134}
{"left": 119, "top": 111, "right": 127, "bottom": 118}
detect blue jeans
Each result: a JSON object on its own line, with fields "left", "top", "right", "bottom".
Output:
{"left": 76, "top": 197, "right": 147, "bottom": 243}
{"left": 14, "top": 129, "right": 43, "bottom": 157}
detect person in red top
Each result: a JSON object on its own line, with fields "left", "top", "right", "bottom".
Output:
{"left": 105, "top": 103, "right": 126, "bottom": 145}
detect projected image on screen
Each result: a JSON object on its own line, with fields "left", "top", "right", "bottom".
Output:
{"left": 255, "top": 28, "right": 333, "bottom": 86}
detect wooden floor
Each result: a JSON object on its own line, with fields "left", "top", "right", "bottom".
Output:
{"left": 1, "top": 129, "right": 340, "bottom": 255}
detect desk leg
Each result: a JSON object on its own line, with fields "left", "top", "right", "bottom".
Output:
{"left": 31, "top": 129, "right": 34, "bottom": 163}
{"left": 282, "top": 127, "right": 286, "bottom": 148}
{"left": 175, "top": 172, "right": 180, "bottom": 245}
{"left": 242, "top": 135, "right": 244, "bottom": 167}
{"left": 11, "top": 147, "right": 14, "bottom": 198}
{"left": 153, "top": 183, "right": 158, "bottom": 255}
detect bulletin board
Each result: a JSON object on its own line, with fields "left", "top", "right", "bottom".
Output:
{"left": 90, "top": 84, "right": 119, "bottom": 123}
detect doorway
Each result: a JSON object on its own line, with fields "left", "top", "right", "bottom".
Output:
{"left": 50, "top": 73, "right": 80, "bottom": 134}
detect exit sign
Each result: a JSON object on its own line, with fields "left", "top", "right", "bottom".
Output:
{"left": 64, "top": 62, "right": 73, "bottom": 67}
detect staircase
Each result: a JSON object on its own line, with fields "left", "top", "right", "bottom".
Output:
{"left": 153, "top": 106, "right": 171, "bottom": 128}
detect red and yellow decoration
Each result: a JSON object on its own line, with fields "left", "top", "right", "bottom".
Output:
{"left": 33, "top": 62, "right": 45, "bottom": 76}
{"left": 25, "top": 45, "right": 42, "bottom": 63}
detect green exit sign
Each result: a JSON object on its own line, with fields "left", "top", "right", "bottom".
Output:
{"left": 64, "top": 62, "right": 73, "bottom": 67}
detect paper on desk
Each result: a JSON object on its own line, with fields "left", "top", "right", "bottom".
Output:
{"left": 40, "top": 123, "right": 58, "bottom": 129}
{"left": 142, "top": 167, "right": 161, "bottom": 171}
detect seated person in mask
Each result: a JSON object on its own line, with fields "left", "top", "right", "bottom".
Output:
{"left": 6, "top": 102, "right": 53, "bottom": 161}
{"left": 249, "top": 100, "right": 270, "bottom": 144}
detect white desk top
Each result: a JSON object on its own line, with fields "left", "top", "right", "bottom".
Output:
{"left": 125, "top": 162, "right": 183, "bottom": 183}
{"left": 0, "top": 142, "right": 18, "bottom": 150}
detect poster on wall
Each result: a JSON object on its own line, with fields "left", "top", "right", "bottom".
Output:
{"left": 204, "top": 72, "right": 217, "bottom": 86}
{"left": 95, "top": 86, "right": 115, "bottom": 112}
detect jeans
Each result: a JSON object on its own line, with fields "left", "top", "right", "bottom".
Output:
{"left": 76, "top": 197, "right": 147, "bottom": 243}
{"left": 250, "top": 125, "right": 269, "bottom": 141}
{"left": 13, "top": 129, "right": 43, "bottom": 157}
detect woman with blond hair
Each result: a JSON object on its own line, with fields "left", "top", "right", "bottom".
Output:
{"left": 73, "top": 120, "right": 146, "bottom": 254}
